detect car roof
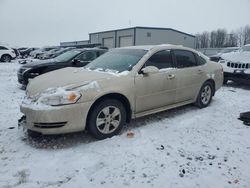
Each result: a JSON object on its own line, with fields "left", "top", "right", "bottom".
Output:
{"left": 72, "top": 48, "right": 107, "bottom": 52}
{"left": 120, "top": 44, "right": 195, "bottom": 52}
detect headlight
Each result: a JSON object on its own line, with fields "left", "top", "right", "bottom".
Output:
{"left": 38, "top": 88, "right": 81, "bottom": 106}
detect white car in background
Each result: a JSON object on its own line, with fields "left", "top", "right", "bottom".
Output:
{"left": 30, "top": 47, "right": 57, "bottom": 59}
{"left": 219, "top": 44, "right": 250, "bottom": 84}
{"left": 0, "top": 45, "right": 16, "bottom": 62}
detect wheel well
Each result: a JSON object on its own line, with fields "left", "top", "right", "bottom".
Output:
{"left": 86, "top": 93, "right": 132, "bottom": 128}
{"left": 205, "top": 79, "right": 215, "bottom": 96}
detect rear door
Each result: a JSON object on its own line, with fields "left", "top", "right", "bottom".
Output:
{"left": 173, "top": 50, "right": 207, "bottom": 103}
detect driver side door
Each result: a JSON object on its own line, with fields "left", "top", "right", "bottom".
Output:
{"left": 135, "top": 50, "right": 177, "bottom": 113}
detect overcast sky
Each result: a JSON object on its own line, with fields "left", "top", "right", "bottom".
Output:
{"left": 0, "top": 0, "right": 249, "bottom": 47}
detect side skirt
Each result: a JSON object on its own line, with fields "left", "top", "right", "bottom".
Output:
{"left": 133, "top": 99, "right": 194, "bottom": 119}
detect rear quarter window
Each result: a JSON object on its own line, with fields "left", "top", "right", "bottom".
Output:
{"left": 195, "top": 53, "right": 207, "bottom": 65}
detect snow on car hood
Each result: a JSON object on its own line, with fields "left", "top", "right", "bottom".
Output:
{"left": 221, "top": 51, "right": 250, "bottom": 63}
{"left": 26, "top": 67, "right": 129, "bottom": 96}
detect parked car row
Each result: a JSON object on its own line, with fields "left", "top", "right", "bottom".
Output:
{"left": 17, "top": 48, "right": 108, "bottom": 86}
{"left": 18, "top": 44, "right": 224, "bottom": 139}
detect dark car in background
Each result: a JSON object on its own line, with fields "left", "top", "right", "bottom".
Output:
{"left": 17, "top": 48, "right": 107, "bottom": 87}
{"left": 19, "top": 48, "right": 38, "bottom": 58}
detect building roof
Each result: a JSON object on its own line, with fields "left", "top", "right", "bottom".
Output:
{"left": 89, "top": 26, "right": 195, "bottom": 38}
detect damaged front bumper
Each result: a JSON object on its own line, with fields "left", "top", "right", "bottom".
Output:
{"left": 19, "top": 101, "right": 92, "bottom": 135}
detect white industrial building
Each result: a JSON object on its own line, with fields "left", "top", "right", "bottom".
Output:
{"left": 60, "top": 26, "right": 196, "bottom": 49}
{"left": 89, "top": 26, "right": 195, "bottom": 49}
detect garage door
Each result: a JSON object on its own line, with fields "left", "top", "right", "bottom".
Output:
{"left": 103, "top": 38, "right": 114, "bottom": 49}
{"left": 119, "top": 36, "right": 133, "bottom": 47}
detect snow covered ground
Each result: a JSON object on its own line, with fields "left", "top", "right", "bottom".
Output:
{"left": 0, "top": 61, "right": 250, "bottom": 188}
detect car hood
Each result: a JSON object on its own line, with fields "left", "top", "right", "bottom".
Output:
{"left": 26, "top": 67, "right": 129, "bottom": 96}
{"left": 221, "top": 51, "right": 250, "bottom": 63}
{"left": 23, "top": 59, "right": 55, "bottom": 67}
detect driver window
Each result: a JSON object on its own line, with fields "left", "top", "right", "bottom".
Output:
{"left": 145, "top": 50, "right": 174, "bottom": 69}
{"left": 76, "top": 51, "right": 96, "bottom": 61}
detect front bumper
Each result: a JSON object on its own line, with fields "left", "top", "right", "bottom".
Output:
{"left": 17, "top": 73, "right": 28, "bottom": 85}
{"left": 20, "top": 101, "right": 92, "bottom": 135}
{"left": 224, "top": 71, "right": 250, "bottom": 84}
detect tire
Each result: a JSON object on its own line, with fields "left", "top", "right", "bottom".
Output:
{"left": 27, "top": 129, "right": 42, "bottom": 138}
{"left": 1, "top": 54, "right": 11, "bottom": 62}
{"left": 87, "top": 99, "right": 126, "bottom": 139}
{"left": 195, "top": 82, "right": 213, "bottom": 108}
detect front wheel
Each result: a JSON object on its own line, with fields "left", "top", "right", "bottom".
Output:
{"left": 1, "top": 55, "right": 11, "bottom": 62}
{"left": 87, "top": 99, "right": 126, "bottom": 139}
{"left": 195, "top": 82, "right": 213, "bottom": 108}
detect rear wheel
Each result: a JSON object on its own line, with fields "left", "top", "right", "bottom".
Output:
{"left": 196, "top": 82, "right": 213, "bottom": 108}
{"left": 88, "top": 99, "right": 126, "bottom": 139}
{"left": 1, "top": 54, "right": 11, "bottom": 62}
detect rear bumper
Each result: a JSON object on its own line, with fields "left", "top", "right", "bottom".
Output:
{"left": 224, "top": 71, "right": 250, "bottom": 84}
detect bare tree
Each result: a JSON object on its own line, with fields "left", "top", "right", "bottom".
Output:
{"left": 210, "top": 31, "right": 217, "bottom": 48}
{"left": 195, "top": 25, "right": 250, "bottom": 49}
{"left": 200, "top": 31, "right": 210, "bottom": 48}
{"left": 224, "top": 32, "right": 238, "bottom": 47}
{"left": 215, "top": 29, "right": 227, "bottom": 47}
{"left": 243, "top": 25, "right": 250, "bottom": 45}
{"left": 236, "top": 27, "right": 244, "bottom": 46}
{"left": 195, "top": 34, "right": 201, "bottom": 49}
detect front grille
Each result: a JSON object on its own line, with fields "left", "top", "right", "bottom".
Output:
{"left": 34, "top": 122, "right": 67, "bottom": 128}
{"left": 227, "top": 62, "right": 249, "bottom": 69}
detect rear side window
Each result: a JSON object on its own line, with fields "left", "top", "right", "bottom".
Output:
{"left": 174, "top": 50, "right": 197, "bottom": 68}
{"left": 145, "top": 50, "right": 174, "bottom": 69}
{"left": 0, "top": 46, "right": 8, "bottom": 50}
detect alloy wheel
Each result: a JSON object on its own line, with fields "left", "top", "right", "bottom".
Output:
{"left": 201, "top": 85, "right": 212, "bottom": 105}
{"left": 96, "top": 106, "right": 121, "bottom": 134}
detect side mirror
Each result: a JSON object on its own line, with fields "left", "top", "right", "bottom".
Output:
{"left": 72, "top": 59, "right": 80, "bottom": 65}
{"left": 141, "top": 66, "right": 159, "bottom": 75}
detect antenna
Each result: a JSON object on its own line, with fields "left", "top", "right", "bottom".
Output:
{"left": 129, "top": 19, "right": 131, "bottom": 27}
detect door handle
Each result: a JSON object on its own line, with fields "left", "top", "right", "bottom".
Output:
{"left": 167, "top": 74, "right": 175, "bottom": 79}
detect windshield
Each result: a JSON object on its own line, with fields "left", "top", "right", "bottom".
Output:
{"left": 54, "top": 50, "right": 81, "bottom": 62}
{"left": 85, "top": 49, "right": 147, "bottom": 73}
{"left": 240, "top": 45, "right": 250, "bottom": 52}
{"left": 220, "top": 48, "right": 238, "bottom": 53}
